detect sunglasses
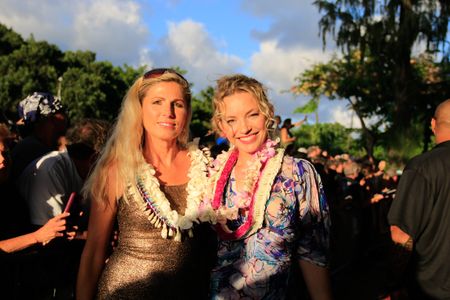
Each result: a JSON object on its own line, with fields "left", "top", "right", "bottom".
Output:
{"left": 143, "top": 68, "right": 188, "bottom": 84}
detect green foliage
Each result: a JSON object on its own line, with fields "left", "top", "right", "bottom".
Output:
{"left": 63, "top": 50, "right": 96, "bottom": 68}
{"left": 61, "top": 61, "right": 128, "bottom": 122}
{"left": 292, "top": 47, "right": 449, "bottom": 161}
{"left": 0, "top": 23, "right": 147, "bottom": 123}
{"left": 0, "top": 23, "right": 217, "bottom": 138}
{"left": 293, "top": 51, "right": 390, "bottom": 121}
{"left": 292, "top": 123, "right": 355, "bottom": 155}
{"left": 191, "top": 86, "right": 214, "bottom": 139}
{"left": 119, "top": 64, "right": 146, "bottom": 87}
{"left": 0, "top": 24, "right": 23, "bottom": 56}
{"left": 0, "top": 35, "right": 64, "bottom": 112}
{"left": 304, "top": 0, "right": 449, "bottom": 161}
{"left": 293, "top": 98, "right": 318, "bottom": 114}
{"left": 314, "top": 0, "right": 449, "bottom": 57}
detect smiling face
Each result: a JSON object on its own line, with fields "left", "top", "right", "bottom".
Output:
{"left": 141, "top": 81, "right": 188, "bottom": 144}
{"left": 219, "top": 91, "right": 268, "bottom": 158}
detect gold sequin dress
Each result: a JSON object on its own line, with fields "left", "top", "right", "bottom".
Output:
{"left": 96, "top": 184, "right": 216, "bottom": 299}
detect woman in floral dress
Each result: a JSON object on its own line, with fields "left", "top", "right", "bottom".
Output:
{"left": 201, "top": 74, "right": 332, "bottom": 300}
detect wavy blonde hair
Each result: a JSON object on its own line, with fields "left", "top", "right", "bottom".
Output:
{"left": 211, "top": 74, "right": 274, "bottom": 135}
{"left": 83, "top": 71, "right": 192, "bottom": 205}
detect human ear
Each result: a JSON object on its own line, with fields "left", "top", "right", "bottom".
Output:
{"left": 431, "top": 118, "right": 436, "bottom": 135}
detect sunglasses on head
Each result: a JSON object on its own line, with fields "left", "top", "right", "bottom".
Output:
{"left": 143, "top": 68, "right": 188, "bottom": 84}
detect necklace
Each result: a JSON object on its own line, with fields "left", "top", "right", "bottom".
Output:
{"left": 127, "top": 141, "right": 210, "bottom": 241}
{"left": 206, "top": 139, "right": 284, "bottom": 240}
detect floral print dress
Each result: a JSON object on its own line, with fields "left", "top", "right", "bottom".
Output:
{"left": 210, "top": 156, "right": 330, "bottom": 300}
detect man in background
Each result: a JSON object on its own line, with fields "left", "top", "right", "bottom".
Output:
{"left": 388, "top": 99, "right": 450, "bottom": 299}
{"left": 17, "top": 118, "right": 110, "bottom": 299}
{"left": 19, "top": 118, "right": 109, "bottom": 229}
{"left": 12, "top": 92, "right": 67, "bottom": 179}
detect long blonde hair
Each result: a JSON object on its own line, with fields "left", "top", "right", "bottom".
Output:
{"left": 83, "top": 71, "right": 192, "bottom": 205}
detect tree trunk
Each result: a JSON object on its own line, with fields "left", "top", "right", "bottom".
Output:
{"left": 315, "top": 98, "right": 320, "bottom": 124}
{"left": 391, "top": 0, "right": 419, "bottom": 135}
{"left": 348, "top": 97, "right": 375, "bottom": 160}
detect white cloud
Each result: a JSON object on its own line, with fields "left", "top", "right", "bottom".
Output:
{"left": 0, "top": 0, "right": 74, "bottom": 47}
{"left": 140, "top": 19, "right": 244, "bottom": 91}
{"left": 331, "top": 105, "right": 362, "bottom": 128}
{"left": 248, "top": 39, "right": 345, "bottom": 124}
{"left": 241, "top": 0, "right": 332, "bottom": 50}
{"left": 241, "top": 0, "right": 349, "bottom": 125}
{"left": 0, "top": 0, "right": 356, "bottom": 127}
{"left": 0, "top": 0, "right": 149, "bottom": 65}
{"left": 72, "top": 0, "right": 148, "bottom": 64}
{"left": 0, "top": 1, "right": 244, "bottom": 88}
{"left": 250, "top": 40, "right": 330, "bottom": 92}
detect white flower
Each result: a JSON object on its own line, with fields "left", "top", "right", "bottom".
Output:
{"left": 130, "top": 142, "right": 211, "bottom": 240}
{"left": 178, "top": 216, "right": 193, "bottom": 230}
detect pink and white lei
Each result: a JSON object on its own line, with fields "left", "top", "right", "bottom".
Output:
{"left": 199, "top": 139, "right": 285, "bottom": 240}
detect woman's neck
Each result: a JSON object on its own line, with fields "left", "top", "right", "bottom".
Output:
{"left": 236, "top": 151, "right": 254, "bottom": 169}
{"left": 144, "top": 138, "right": 181, "bottom": 169}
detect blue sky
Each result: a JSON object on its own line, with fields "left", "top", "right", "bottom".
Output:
{"left": 0, "top": 0, "right": 357, "bottom": 126}
{"left": 145, "top": 0, "right": 268, "bottom": 59}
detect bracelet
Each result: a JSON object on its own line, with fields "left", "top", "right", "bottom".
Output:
{"left": 31, "top": 232, "right": 49, "bottom": 246}
{"left": 402, "top": 238, "right": 413, "bottom": 251}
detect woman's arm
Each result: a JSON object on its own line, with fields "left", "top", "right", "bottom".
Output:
{"left": 293, "top": 115, "right": 307, "bottom": 127}
{"left": 76, "top": 168, "right": 118, "bottom": 300}
{"left": 0, "top": 212, "right": 70, "bottom": 253}
{"left": 299, "top": 260, "right": 333, "bottom": 300}
{"left": 76, "top": 198, "right": 116, "bottom": 300}
{"left": 280, "top": 128, "right": 295, "bottom": 144}
{"left": 294, "top": 160, "right": 332, "bottom": 300}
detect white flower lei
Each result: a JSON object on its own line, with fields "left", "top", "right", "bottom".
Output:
{"left": 126, "top": 140, "right": 211, "bottom": 241}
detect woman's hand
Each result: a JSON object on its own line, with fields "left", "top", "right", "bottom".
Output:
{"left": 33, "top": 212, "right": 70, "bottom": 245}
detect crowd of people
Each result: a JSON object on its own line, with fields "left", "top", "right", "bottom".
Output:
{"left": 0, "top": 91, "right": 111, "bottom": 298}
{"left": 0, "top": 69, "right": 448, "bottom": 300}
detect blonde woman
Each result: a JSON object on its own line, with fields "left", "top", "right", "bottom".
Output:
{"left": 202, "top": 74, "right": 332, "bottom": 299}
{"left": 76, "top": 69, "right": 215, "bottom": 299}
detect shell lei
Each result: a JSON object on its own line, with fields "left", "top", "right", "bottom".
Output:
{"left": 128, "top": 141, "right": 210, "bottom": 241}
{"left": 207, "top": 142, "right": 285, "bottom": 241}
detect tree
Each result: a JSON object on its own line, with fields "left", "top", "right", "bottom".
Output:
{"left": 0, "top": 35, "right": 64, "bottom": 113}
{"left": 292, "top": 122, "right": 357, "bottom": 156}
{"left": 293, "top": 51, "right": 383, "bottom": 159}
{"left": 292, "top": 61, "right": 338, "bottom": 124}
{"left": 314, "top": 0, "right": 449, "bottom": 142}
{"left": 60, "top": 53, "right": 131, "bottom": 121}
{"left": 0, "top": 23, "right": 221, "bottom": 129}
{"left": 119, "top": 64, "right": 146, "bottom": 87}
{"left": 190, "top": 86, "right": 214, "bottom": 140}
{"left": 0, "top": 25, "right": 145, "bottom": 122}
{"left": 292, "top": 50, "right": 447, "bottom": 161}
{"left": 0, "top": 24, "right": 23, "bottom": 56}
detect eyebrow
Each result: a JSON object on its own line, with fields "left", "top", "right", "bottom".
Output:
{"left": 223, "top": 108, "right": 259, "bottom": 118}
{"left": 150, "top": 97, "right": 185, "bottom": 102}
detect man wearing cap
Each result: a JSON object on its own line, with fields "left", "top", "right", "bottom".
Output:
{"left": 11, "top": 92, "right": 67, "bottom": 180}
{"left": 388, "top": 99, "right": 450, "bottom": 299}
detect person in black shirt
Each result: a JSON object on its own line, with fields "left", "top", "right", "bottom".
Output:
{"left": 388, "top": 99, "right": 450, "bottom": 299}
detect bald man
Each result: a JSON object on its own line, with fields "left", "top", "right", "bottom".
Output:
{"left": 388, "top": 99, "right": 450, "bottom": 299}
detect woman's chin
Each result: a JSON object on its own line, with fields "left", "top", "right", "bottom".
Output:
{"left": 235, "top": 142, "right": 264, "bottom": 156}
{"left": 146, "top": 132, "right": 181, "bottom": 144}
{"left": 236, "top": 134, "right": 269, "bottom": 154}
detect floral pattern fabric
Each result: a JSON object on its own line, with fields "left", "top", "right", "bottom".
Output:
{"left": 210, "top": 156, "right": 330, "bottom": 300}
